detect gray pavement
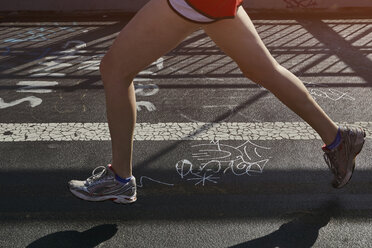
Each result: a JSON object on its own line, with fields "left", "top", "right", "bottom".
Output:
{"left": 0, "top": 14, "right": 372, "bottom": 247}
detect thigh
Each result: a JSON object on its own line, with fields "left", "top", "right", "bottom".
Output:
{"left": 104, "top": 0, "right": 202, "bottom": 78}
{"left": 202, "top": 6, "right": 278, "bottom": 80}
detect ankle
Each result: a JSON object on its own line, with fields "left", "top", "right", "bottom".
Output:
{"left": 324, "top": 127, "right": 341, "bottom": 148}
{"left": 321, "top": 124, "right": 339, "bottom": 145}
{"left": 109, "top": 164, "right": 132, "bottom": 178}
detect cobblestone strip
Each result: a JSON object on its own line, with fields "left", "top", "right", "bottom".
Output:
{"left": 0, "top": 122, "right": 371, "bottom": 142}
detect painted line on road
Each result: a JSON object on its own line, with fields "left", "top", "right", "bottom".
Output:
{"left": 0, "top": 122, "right": 371, "bottom": 142}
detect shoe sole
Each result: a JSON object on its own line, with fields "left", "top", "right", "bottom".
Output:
{"left": 336, "top": 130, "right": 366, "bottom": 189}
{"left": 69, "top": 187, "right": 137, "bottom": 204}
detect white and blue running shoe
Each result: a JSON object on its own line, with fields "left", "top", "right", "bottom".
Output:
{"left": 68, "top": 165, "right": 137, "bottom": 204}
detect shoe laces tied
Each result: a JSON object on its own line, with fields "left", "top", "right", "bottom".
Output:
{"left": 86, "top": 166, "right": 108, "bottom": 185}
{"left": 324, "top": 152, "right": 337, "bottom": 177}
{"left": 325, "top": 142, "right": 348, "bottom": 182}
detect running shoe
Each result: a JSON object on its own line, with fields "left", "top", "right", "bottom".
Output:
{"left": 322, "top": 126, "right": 366, "bottom": 188}
{"left": 68, "top": 165, "right": 137, "bottom": 204}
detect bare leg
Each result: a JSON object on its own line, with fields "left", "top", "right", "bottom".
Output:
{"left": 99, "top": 0, "right": 201, "bottom": 178}
{"left": 203, "top": 7, "right": 338, "bottom": 145}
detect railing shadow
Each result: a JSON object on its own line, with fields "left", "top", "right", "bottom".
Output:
{"left": 0, "top": 17, "right": 372, "bottom": 89}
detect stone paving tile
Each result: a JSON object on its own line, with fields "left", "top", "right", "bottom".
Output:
{"left": 0, "top": 122, "right": 370, "bottom": 142}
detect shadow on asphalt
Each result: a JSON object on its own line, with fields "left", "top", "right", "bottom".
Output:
{"left": 1, "top": 167, "right": 372, "bottom": 222}
{"left": 229, "top": 202, "right": 337, "bottom": 248}
{"left": 26, "top": 224, "right": 118, "bottom": 248}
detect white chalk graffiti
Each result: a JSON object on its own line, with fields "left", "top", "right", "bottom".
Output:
{"left": 135, "top": 83, "right": 160, "bottom": 112}
{"left": 137, "top": 101, "right": 156, "bottom": 112}
{"left": 0, "top": 96, "right": 42, "bottom": 109}
{"left": 137, "top": 176, "right": 174, "bottom": 188}
{"left": 176, "top": 159, "right": 221, "bottom": 185}
{"left": 304, "top": 82, "right": 355, "bottom": 101}
{"left": 132, "top": 57, "right": 164, "bottom": 112}
{"left": 1, "top": 81, "right": 59, "bottom": 110}
{"left": 176, "top": 140, "right": 271, "bottom": 186}
{"left": 135, "top": 84, "right": 159, "bottom": 97}
{"left": 0, "top": 81, "right": 60, "bottom": 109}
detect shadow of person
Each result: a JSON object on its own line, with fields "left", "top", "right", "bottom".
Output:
{"left": 230, "top": 202, "right": 338, "bottom": 248}
{"left": 26, "top": 224, "right": 118, "bottom": 248}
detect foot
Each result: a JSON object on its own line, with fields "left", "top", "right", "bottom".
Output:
{"left": 68, "top": 165, "right": 137, "bottom": 204}
{"left": 322, "top": 126, "right": 366, "bottom": 188}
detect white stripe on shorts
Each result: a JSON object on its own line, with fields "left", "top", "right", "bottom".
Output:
{"left": 169, "top": 0, "right": 215, "bottom": 23}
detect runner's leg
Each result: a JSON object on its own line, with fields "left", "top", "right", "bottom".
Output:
{"left": 202, "top": 6, "right": 338, "bottom": 145}
{"left": 100, "top": 0, "right": 201, "bottom": 178}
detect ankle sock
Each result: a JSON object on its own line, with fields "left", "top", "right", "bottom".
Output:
{"left": 108, "top": 164, "right": 132, "bottom": 184}
{"left": 325, "top": 128, "right": 341, "bottom": 150}
{"left": 114, "top": 174, "right": 132, "bottom": 184}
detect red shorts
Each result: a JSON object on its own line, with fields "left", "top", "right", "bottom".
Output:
{"left": 187, "top": 0, "right": 243, "bottom": 19}
{"left": 168, "top": 0, "right": 243, "bottom": 24}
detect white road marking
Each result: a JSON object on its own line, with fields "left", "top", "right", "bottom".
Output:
{"left": 0, "top": 122, "right": 370, "bottom": 142}
{"left": 30, "top": 73, "right": 66, "bottom": 77}
{"left": 16, "top": 81, "right": 59, "bottom": 94}
{"left": 0, "top": 97, "right": 42, "bottom": 109}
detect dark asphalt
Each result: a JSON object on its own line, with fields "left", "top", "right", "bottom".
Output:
{"left": 0, "top": 14, "right": 372, "bottom": 247}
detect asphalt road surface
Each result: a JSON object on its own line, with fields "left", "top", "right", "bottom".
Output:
{"left": 0, "top": 14, "right": 372, "bottom": 247}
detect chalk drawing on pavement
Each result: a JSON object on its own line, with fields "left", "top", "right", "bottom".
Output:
{"left": 0, "top": 96, "right": 42, "bottom": 109}
{"left": 304, "top": 82, "right": 355, "bottom": 102}
{"left": 176, "top": 140, "right": 271, "bottom": 186}
{"left": 137, "top": 176, "right": 174, "bottom": 188}
{"left": 133, "top": 58, "right": 164, "bottom": 111}
{"left": 0, "top": 81, "right": 60, "bottom": 110}
{"left": 137, "top": 101, "right": 157, "bottom": 112}
{"left": 135, "top": 84, "right": 159, "bottom": 97}
{"left": 135, "top": 83, "right": 160, "bottom": 112}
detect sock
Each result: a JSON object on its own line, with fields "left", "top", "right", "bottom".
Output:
{"left": 115, "top": 174, "right": 132, "bottom": 184}
{"left": 325, "top": 128, "right": 342, "bottom": 150}
{"left": 108, "top": 164, "right": 132, "bottom": 184}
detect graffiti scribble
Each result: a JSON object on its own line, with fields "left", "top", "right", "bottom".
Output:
{"left": 304, "top": 82, "right": 355, "bottom": 102}
{"left": 176, "top": 140, "right": 271, "bottom": 186}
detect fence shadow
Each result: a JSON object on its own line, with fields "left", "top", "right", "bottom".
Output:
{"left": 1, "top": 17, "right": 372, "bottom": 90}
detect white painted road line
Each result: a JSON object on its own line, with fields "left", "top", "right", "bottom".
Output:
{"left": 0, "top": 122, "right": 370, "bottom": 142}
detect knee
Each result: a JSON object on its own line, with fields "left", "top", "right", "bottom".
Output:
{"left": 239, "top": 59, "right": 281, "bottom": 85}
{"left": 99, "top": 52, "right": 137, "bottom": 86}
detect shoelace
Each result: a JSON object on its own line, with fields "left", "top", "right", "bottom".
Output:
{"left": 324, "top": 141, "right": 349, "bottom": 182}
{"left": 86, "top": 166, "right": 107, "bottom": 185}
{"left": 324, "top": 152, "right": 338, "bottom": 177}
